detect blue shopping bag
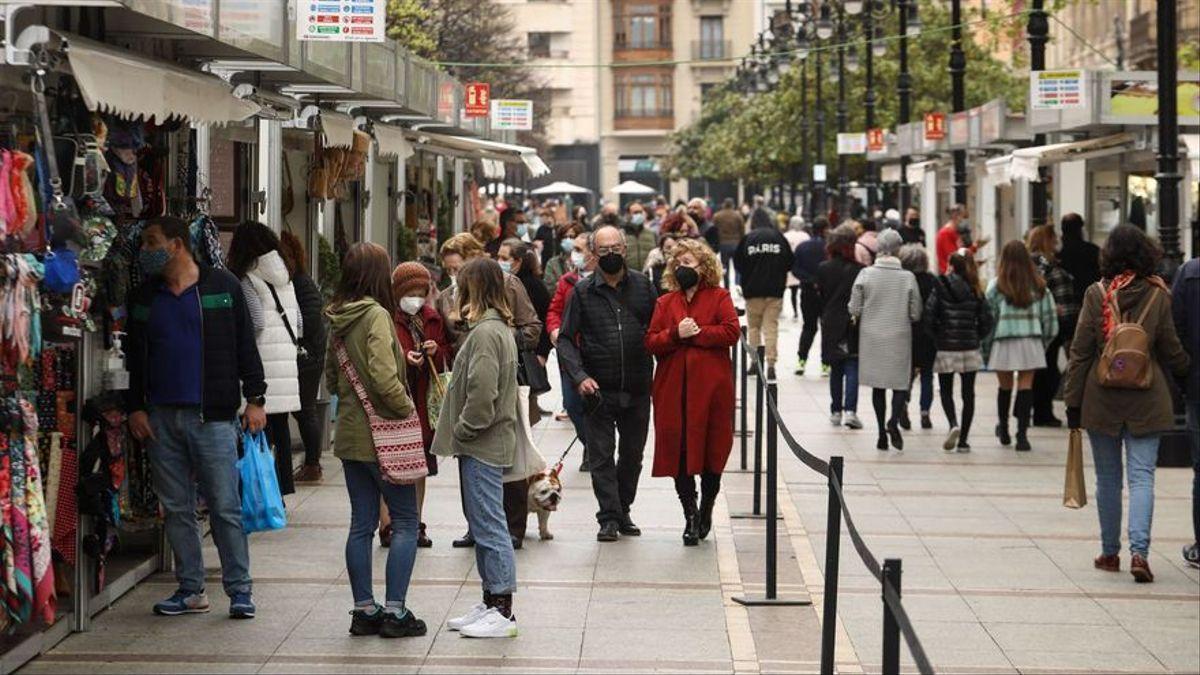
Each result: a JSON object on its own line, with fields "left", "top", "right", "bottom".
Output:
{"left": 238, "top": 430, "right": 287, "bottom": 533}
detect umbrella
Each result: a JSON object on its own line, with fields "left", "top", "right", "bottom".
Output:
{"left": 610, "top": 180, "right": 657, "bottom": 195}
{"left": 530, "top": 181, "right": 592, "bottom": 195}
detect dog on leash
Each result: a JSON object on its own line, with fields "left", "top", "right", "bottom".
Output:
{"left": 526, "top": 467, "right": 563, "bottom": 540}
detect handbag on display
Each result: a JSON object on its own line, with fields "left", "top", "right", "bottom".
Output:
{"left": 1063, "top": 429, "right": 1087, "bottom": 509}
{"left": 32, "top": 75, "right": 84, "bottom": 250}
{"left": 334, "top": 337, "right": 427, "bottom": 485}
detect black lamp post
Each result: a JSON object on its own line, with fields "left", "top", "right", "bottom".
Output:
{"left": 950, "top": 0, "right": 967, "bottom": 205}
{"left": 1156, "top": 0, "right": 1182, "bottom": 267}
{"left": 835, "top": 3, "right": 849, "bottom": 218}
{"left": 897, "top": 0, "right": 916, "bottom": 213}
{"left": 1027, "top": 0, "right": 1049, "bottom": 226}
{"left": 814, "top": 28, "right": 827, "bottom": 218}
{"left": 864, "top": 2, "right": 880, "bottom": 211}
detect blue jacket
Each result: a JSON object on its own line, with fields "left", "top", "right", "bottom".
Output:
{"left": 791, "top": 236, "right": 826, "bottom": 284}
{"left": 1171, "top": 258, "right": 1200, "bottom": 400}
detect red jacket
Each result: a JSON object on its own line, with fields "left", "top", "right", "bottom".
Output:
{"left": 935, "top": 223, "right": 961, "bottom": 274}
{"left": 644, "top": 285, "right": 740, "bottom": 477}
{"left": 394, "top": 305, "right": 452, "bottom": 456}
{"left": 547, "top": 270, "right": 581, "bottom": 336}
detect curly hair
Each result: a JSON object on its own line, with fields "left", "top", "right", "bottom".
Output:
{"left": 1100, "top": 224, "right": 1161, "bottom": 279}
{"left": 1025, "top": 224, "right": 1059, "bottom": 264}
{"left": 440, "top": 232, "right": 486, "bottom": 262}
{"left": 226, "top": 220, "right": 281, "bottom": 280}
{"left": 662, "top": 237, "right": 723, "bottom": 292}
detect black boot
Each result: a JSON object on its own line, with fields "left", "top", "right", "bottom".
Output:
{"left": 680, "top": 495, "right": 699, "bottom": 547}
{"left": 995, "top": 388, "right": 1012, "bottom": 446}
{"left": 698, "top": 488, "right": 718, "bottom": 540}
{"left": 1014, "top": 390, "right": 1033, "bottom": 451}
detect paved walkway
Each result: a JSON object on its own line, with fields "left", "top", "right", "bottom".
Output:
{"left": 22, "top": 317, "right": 1200, "bottom": 674}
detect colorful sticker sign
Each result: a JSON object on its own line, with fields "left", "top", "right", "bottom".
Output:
{"left": 465, "top": 83, "right": 491, "bottom": 118}
{"left": 924, "top": 112, "right": 946, "bottom": 140}
{"left": 298, "top": 0, "right": 385, "bottom": 42}
{"left": 866, "top": 128, "right": 886, "bottom": 152}
{"left": 1031, "top": 70, "right": 1088, "bottom": 110}
{"left": 837, "top": 132, "right": 867, "bottom": 155}
{"left": 491, "top": 99, "right": 534, "bottom": 130}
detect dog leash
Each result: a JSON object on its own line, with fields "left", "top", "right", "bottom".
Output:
{"left": 551, "top": 435, "right": 579, "bottom": 474}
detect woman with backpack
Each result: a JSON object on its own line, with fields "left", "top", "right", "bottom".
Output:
{"left": 927, "top": 250, "right": 993, "bottom": 452}
{"left": 984, "top": 240, "right": 1059, "bottom": 451}
{"left": 1064, "top": 225, "right": 1189, "bottom": 583}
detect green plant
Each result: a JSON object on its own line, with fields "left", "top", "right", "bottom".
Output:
{"left": 396, "top": 220, "right": 418, "bottom": 263}
{"left": 317, "top": 232, "right": 340, "bottom": 302}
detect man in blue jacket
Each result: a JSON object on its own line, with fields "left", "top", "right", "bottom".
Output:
{"left": 125, "top": 216, "right": 268, "bottom": 618}
{"left": 1172, "top": 256, "right": 1200, "bottom": 568}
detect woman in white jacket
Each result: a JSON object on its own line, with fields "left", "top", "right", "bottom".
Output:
{"left": 228, "top": 221, "right": 303, "bottom": 496}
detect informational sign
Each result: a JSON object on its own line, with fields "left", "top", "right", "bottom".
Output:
{"left": 1030, "top": 70, "right": 1087, "bottom": 110}
{"left": 298, "top": 0, "right": 385, "bottom": 42}
{"left": 923, "top": 112, "right": 946, "bottom": 140}
{"left": 866, "top": 128, "right": 886, "bottom": 152}
{"left": 465, "top": 83, "right": 491, "bottom": 118}
{"left": 491, "top": 99, "right": 534, "bottom": 130}
{"left": 813, "top": 164, "right": 827, "bottom": 182}
{"left": 837, "top": 132, "right": 867, "bottom": 155}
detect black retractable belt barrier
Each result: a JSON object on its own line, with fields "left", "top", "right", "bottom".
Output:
{"left": 730, "top": 345, "right": 771, "bottom": 517}
{"left": 882, "top": 559, "right": 903, "bottom": 675}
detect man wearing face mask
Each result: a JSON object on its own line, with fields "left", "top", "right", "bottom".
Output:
{"left": 897, "top": 208, "right": 925, "bottom": 246}
{"left": 936, "top": 204, "right": 988, "bottom": 274}
{"left": 556, "top": 226, "right": 658, "bottom": 542}
{"left": 124, "top": 216, "right": 266, "bottom": 619}
{"left": 487, "top": 207, "right": 528, "bottom": 259}
{"left": 622, "top": 202, "right": 657, "bottom": 273}
{"left": 548, "top": 233, "right": 596, "bottom": 472}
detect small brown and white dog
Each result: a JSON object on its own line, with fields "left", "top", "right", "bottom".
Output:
{"left": 526, "top": 467, "right": 564, "bottom": 541}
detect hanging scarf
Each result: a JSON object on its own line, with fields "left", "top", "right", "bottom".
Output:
{"left": 20, "top": 399, "right": 55, "bottom": 624}
{"left": 1102, "top": 272, "right": 1169, "bottom": 339}
{"left": 7, "top": 421, "right": 32, "bottom": 624}
{"left": 0, "top": 436, "right": 13, "bottom": 624}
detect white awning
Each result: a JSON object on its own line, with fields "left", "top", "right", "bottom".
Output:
{"left": 61, "top": 33, "right": 259, "bottom": 125}
{"left": 481, "top": 159, "right": 506, "bottom": 180}
{"left": 372, "top": 123, "right": 413, "bottom": 161}
{"left": 987, "top": 155, "right": 1014, "bottom": 186}
{"left": 407, "top": 131, "right": 550, "bottom": 177}
{"left": 320, "top": 111, "right": 356, "bottom": 149}
{"left": 1000, "top": 132, "right": 1138, "bottom": 183}
{"left": 880, "top": 163, "right": 903, "bottom": 184}
{"left": 906, "top": 160, "right": 938, "bottom": 186}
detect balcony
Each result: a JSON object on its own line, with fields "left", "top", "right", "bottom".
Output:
{"left": 691, "top": 40, "right": 731, "bottom": 61}
{"left": 614, "top": 108, "right": 674, "bottom": 130}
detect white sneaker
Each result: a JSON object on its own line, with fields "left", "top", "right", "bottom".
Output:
{"left": 842, "top": 412, "right": 863, "bottom": 430}
{"left": 447, "top": 602, "right": 488, "bottom": 631}
{"left": 829, "top": 412, "right": 842, "bottom": 427}
{"left": 459, "top": 607, "right": 518, "bottom": 638}
{"left": 943, "top": 427, "right": 961, "bottom": 452}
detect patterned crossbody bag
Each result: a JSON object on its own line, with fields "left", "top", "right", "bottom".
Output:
{"left": 333, "top": 337, "right": 428, "bottom": 484}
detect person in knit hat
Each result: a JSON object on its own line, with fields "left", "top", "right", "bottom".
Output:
{"left": 382, "top": 261, "right": 452, "bottom": 549}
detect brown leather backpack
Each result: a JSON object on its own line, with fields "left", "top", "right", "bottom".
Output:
{"left": 1096, "top": 282, "right": 1159, "bottom": 390}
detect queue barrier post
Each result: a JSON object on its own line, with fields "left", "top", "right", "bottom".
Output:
{"left": 819, "top": 456, "right": 844, "bottom": 675}
{"left": 882, "top": 559, "right": 903, "bottom": 675}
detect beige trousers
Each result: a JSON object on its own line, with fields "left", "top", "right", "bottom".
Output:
{"left": 745, "top": 296, "right": 783, "bottom": 365}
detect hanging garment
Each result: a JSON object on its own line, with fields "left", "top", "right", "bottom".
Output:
{"left": 9, "top": 151, "right": 37, "bottom": 235}
{"left": 19, "top": 399, "right": 55, "bottom": 624}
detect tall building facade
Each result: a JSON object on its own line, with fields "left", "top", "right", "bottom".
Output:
{"left": 1046, "top": 0, "right": 1199, "bottom": 70}
{"left": 501, "top": 0, "right": 757, "bottom": 204}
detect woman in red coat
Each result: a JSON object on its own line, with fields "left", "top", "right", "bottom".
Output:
{"left": 645, "top": 238, "right": 741, "bottom": 546}
{"left": 391, "top": 262, "right": 453, "bottom": 548}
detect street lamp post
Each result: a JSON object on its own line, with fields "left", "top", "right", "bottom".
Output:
{"left": 897, "top": 0, "right": 913, "bottom": 213}
{"left": 801, "top": 57, "right": 811, "bottom": 220}
{"left": 815, "top": 48, "right": 826, "bottom": 219}
{"left": 1027, "top": 0, "right": 1049, "bottom": 226}
{"left": 950, "top": 0, "right": 967, "bottom": 205}
{"left": 1156, "top": 0, "right": 1182, "bottom": 266}
{"left": 836, "top": 4, "right": 849, "bottom": 218}
{"left": 864, "top": 2, "right": 877, "bottom": 211}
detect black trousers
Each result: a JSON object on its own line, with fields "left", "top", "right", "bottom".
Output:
{"left": 267, "top": 413, "right": 295, "bottom": 496}
{"left": 1033, "top": 330, "right": 1069, "bottom": 422}
{"left": 584, "top": 393, "right": 651, "bottom": 525}
{"left": 797, "top": 281, "right": 821, "bottom": 362}
{"left": 938, "top": 371, "right": 977, "bottom": 441}
{"left": 291, "top": 366, "right": 326, "bottom": 467}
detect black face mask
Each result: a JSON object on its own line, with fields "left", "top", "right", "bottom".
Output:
{"left": 907, "top": 218, "right": 919, "bottom": 228}
{"left": 675, "top": 265, "right": 699, "bottom": 290}
{"left": 598, "top": 252, "right": 625, "bottom": 275}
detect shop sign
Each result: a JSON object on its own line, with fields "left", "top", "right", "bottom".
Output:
{"left": 923, "top": 112, "right": 946, "bottom": 140}
{"left": 1031, "top": 70, "right": 1087, "bottom": 110}
{"left": 298, "top": 0, "right": 385, "bottom": 42}
{"left": 465, "top": 83, "right": 491, "bottom": 118}
{"left": 837, "top": 132, "right": 867, "bottom": 155}
{"left": 437, "top": 82, "right": 457, "bottom": 122}
{"left": 1100, "top": 71, "right": 1200, "bottom": 125}
{"left": 813, "top": 164, "right": 827, "bottom": 182}
{"left": 866, "top": 128, "right": 886, "bottom": 152}
{"left": 491, "top": 99, "right": 534, "bottom": 130}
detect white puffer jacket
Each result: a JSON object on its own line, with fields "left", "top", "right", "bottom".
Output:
{"left": 243, "top": 251, "right": 302, "bottom": 414}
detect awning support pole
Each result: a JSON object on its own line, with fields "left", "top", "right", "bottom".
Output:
{"left": 1156, "top": 0, "right": 1182, "bottom": 268}
{"left": 256, "top": 118, "right": 283, "bottom": 232}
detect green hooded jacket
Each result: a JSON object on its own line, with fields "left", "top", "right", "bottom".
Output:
{"left": 325, "top": 298, "right": 415, "bottom": 463}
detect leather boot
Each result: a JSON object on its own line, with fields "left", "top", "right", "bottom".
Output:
{"left": 1014, "top": 390, "right": 1033, "bottom": 451}
{"left": 680, "top": 495, "right": 699, "bottom": 547}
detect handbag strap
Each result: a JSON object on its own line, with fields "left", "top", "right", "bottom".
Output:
{"left": 426, "top": 353, "right": 446, "bottom": 397}
{"left": 265, "top": 282, "right": 300, "bottom": 348}
{"left": 30, "top": 74, "right": 65, "bottom": 205}
{"left": 333, "top": 337, "right": 377, "bottom": 418}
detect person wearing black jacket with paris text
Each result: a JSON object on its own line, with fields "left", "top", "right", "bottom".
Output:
{"left": 125, "top": 216, "right": 266, "bottom": 620}
{"left": 557, "top": 225, "right": 657, "bottom": 543}
{"left": 735, "top": 208, "right": 795, "bottom": 379}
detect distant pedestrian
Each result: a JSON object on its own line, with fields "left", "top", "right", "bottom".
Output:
{"left": 927, "top": 250, "right": 993, "bottom": 452}
{"left": 643, "top": 232, "right": 681, "bottom": 293}
{"left": 898, "top": 207, "right": 925, "bottom": 246}
{"left": 899, "top": 244, "right": 937, "bottom": 431}
{"left": 1065, "top": 225, "right": 1189, "bottom": 583}
{"left": 784, "top": 216, "right": 810, "bottom": 319}
{"left": 623, "top": 202, "right": 657, "bottom": 271}
{"left": 849, "top": 229, "right": 922, "bottom": 451}
{"left": 487, "top": 207, "right": 528, "bottom": 258}
{"left": 713, "top": 198, "right": 745, "bottom": 270}
{"left": 646, "top": 239, "right": 740, "bottom": 546}
{"left": 1027, "top": 225, "right": 1080, "bottom": 427}
{"left": 792, "top": 217, "right": 828, "bottom": 376}
{"left": 735, "top": 207, "right": 795, "bottom": 379}
{"left": 1170, "top": 256, "right": 1200, "bottom": 569}
{"left": 687, "top": 197, "right": 720, "bottom": 251}
{"left": 985, "top": 240, "right": 1058, "bottom": 451}
{"left": 556, "top": 225, "right": 657, "bottom": 542}
{"left": 548, "top": 232, "right": 596, "bottom": 472}
{"left": 854, "top": 219, "right": 879, "bottom": 267}
{"left": 325, "top": 243, "right": 425, "bottom": 638}
{"left": 817, "top": 224, "right": 865, "bottom": 429}
{"left": 543, "top": 222, "right": 583, "bottom": 294}
{"left": 1058, "top": 212, "right": 1101, "bottom": 301}
{"left": 433, "top": 257, "right": 521, "bottom": 637}
{"left": 278, "top": 231, "right": 328, "bottom": 484}
{"left": 936, "top": 204, "right": 970, "bottom": 274}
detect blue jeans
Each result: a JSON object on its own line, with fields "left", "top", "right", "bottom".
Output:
{"left": 342, "top": 460, "right": 417, "bottom": 605}
{"left": 829, "top": 359, "right": 859, "bottom": 413}
{"left": 1089, "top": 427, "right": 1160, "bottom": 557}
{"left": 561, "top": 368, "right": 588, "bottom": 459}
{"left": 147, "top": 407, "right": 251, "bottom": 597}
{"left": 460, "top": 456, "right": 516, "bottom": 595}
{"left": 1187, "top": 399, "right": 1199, "bottom": 546}
{"left": 913, "top": 368, "right": 934, "bottom": 413}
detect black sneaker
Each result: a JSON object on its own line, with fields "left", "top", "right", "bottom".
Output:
{"left": 886, "top": 421, "right": 904, "bottom": 451}
{"left": 597, "top": 521, "right": 620, "bottom": 542}
{"left": 380, "top": 610, "right": 427, "bottom": 638}
{"left": 898, "top": 410, "right": 911, "bottom": 431}
{"left": 995, "top": 423, "right": 1012, "bottom": 446}
{"left": 920, "top": 412, "right": 932, "bottom": 429}
{"left": 349, "top": 606, "right": 384, "bottom": 636}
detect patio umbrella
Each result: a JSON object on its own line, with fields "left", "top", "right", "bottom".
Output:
{"left": 530, "top": 181, "right": 592, "bottom": 195}
{"left": 609, "top": 180, "right": 657, "bottom": 195}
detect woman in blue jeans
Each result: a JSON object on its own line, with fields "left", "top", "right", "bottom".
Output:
{"left": 1064, "top": 226, "right": 1189, "bottom": 583}
{"left": 815, "top": 224, "right": 865, "bottom": 429}
{"left": 324, "top": 243, "right": 425, "bottom": 637}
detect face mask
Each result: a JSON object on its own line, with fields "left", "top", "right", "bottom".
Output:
{"left": 400, "top": 296, "right": 424, "bottom": 315}
{"left": 561, "top": 238, "right": 575, "bottom": 254}
{"left": 630, "top": 213, "right": 645, "bottom": 227}
{"left": 675, "top": 265, "right": 699, "bottom": 291}
{"left": 580, "top": 270, "right": 593, "bottom": 279}
{"left": 499, "top": 260, "right": 513, "bottom": 274}
{"left": 516, "top": 223, "right": 528, "bottom": 238}
{"left": 571, "top": 251, "right": 586, "bottom": 269}
{"left": 907, "top": 218, "right": 919, "bottom": 228}
{"left": 531, "top": 215, "right": 541, "bottom": 228}
{"left": 139, "top": 247, "right": 171, "bottom": 276}
{"left": 598, "top": 251, "right": 625, "bottom": 275}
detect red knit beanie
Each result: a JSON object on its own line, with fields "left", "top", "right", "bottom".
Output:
{"left": 392, "top": 261, "right": 431, "bottom": 298}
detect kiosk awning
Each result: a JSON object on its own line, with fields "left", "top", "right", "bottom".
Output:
{"left": 991, "top": 132, "right": 1137, "bottom": 184}
{"left": 408, "top": 131, "right": 550, "bottom": 177}
{"left": 319, "top": 111, "right": 356, "bottom": 149}
{"left": 372, "top": 123, "right": 413, "bottom": 161}
{"left": 61, "top": 32, "right": 259, "bottom": 125}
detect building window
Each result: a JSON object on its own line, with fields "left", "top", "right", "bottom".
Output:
{"left": 528, "top": 32, "right": 551, "bottom": 58}
{"left": 700, "top": 82, "right": 716, "bottom": 101}
{"left": 615, "top": 71, "right": 673, "bottom": 118}
{"left": 615, "top": 1, "right": 672, "bottom": 50}
{"left": 699, "top": 16, "right": 725, "bottom": 59}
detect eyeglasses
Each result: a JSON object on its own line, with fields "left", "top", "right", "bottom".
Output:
{"left": 595, "top": 245, "right": 624, "bottom": 256}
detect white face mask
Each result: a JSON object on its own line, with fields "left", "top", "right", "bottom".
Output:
{"left": 400, "top": 296, "right": 424, "bottom": 315}
{"left": 571, "top": 251, "right": 586, "bottom": 270}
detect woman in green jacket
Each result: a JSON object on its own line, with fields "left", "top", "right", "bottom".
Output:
{"left": 324, "top": 242, "right": 424, "bottom": 639}
{"left": 432, "top": 257, "right": 521, "bottom": 639}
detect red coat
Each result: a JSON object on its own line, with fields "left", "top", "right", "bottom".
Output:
{"left": 547, "top": 270, "right": 580, "bottom": 336}
{"left": 394, "top": 305, "right": 453, "bottom": 467}
{"left": 644, "top": 285, "right": 740, "bottom": 477}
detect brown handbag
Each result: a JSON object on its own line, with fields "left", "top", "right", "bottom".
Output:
{"left": 1096, "top": 284, "right": 1159, "bottom": 390}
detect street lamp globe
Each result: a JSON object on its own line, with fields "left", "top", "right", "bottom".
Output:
{"left": 767, "top": 66, "right": 781, "bottom": 85}
{"left": 755, "top": 76, "right": 770, "bottom": 93}
{"left": 844, "top": 0, "right": 864, "bottom": 15}
{"left": 906, "top": 5, "right": 922, "bottom": 36}
{"left": 796, "top": 30, "right": 811, "bottom": 59}
{"left": 872, "top": 27, "right": 887, "bottom": 56}
{"left": 845, "top": 46, "right": 859, "bottom": 73}
{"left": 816, "top": 3, "right": 834, "bottom": 39}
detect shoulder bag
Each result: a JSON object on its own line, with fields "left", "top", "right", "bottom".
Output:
{"left": 333, "top": 337, "right": 427, "bottom": 484}
{"left": 1096, "top": 282, "right": 1159, "bottom": 390}
{"left": 265, "top": 282, "right": 315, "bottom": 370}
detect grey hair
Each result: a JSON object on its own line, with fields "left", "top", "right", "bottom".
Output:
{"left": 788, "top": 215, "right": 805, "bottom": 231}
{"left": 876, "top": 228, "right": 903, "bottom": 257}
{"left": 589, "top": 225, "right": 626, "bottom": 252}
{"left": 898, "top": 243, "right": 929, "bottom": 273}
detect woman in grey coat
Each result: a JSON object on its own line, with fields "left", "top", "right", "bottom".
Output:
{"left": 849, "top": 228, "right": 923, "bottom": 451}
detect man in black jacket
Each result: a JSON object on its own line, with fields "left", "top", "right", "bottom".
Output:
{"left": 1058, "top": 212, "right": 1100, "bottom": 301}
{"left": 125, "top": 216, "right": 267, "bottom": 620}
{"left": 557, "top": 225, "right": 657, "bottom": 542}
{"left": 735, "top": 207, "right": 795, "bottom": 379}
